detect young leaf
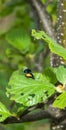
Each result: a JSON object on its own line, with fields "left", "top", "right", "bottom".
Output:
{"left": 0, "top": 102, "right": 11, "bottom": 122}
{"left": 32, "top": 30, "right": 66, "bottom": 60}
{"left": 5, "top": 28, "right": 31, "bottom": 53}
{"left": 56, "top": 66, "right": 66, "bottom": 84}
{"left": 53, "top": 92, "right": 66, "bottom": 109}
{"left": 7, "top": 69, "right": 55, "bottom": 107}
{"left": 32, "top": 29, "right": 44, "bottom": 40}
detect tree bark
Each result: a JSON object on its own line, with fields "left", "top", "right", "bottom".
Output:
{"left": 57, "top": 0, "right": 66, "bottom": 47}
{"left": 57, "top": 0, "right": 66, "bottom": 65}
{"left": 26, "top": 0, "right": 61, "bottom": 67}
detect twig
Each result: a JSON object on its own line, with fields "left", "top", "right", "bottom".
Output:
{"left": 26, "top": 0, "right": 61, "bottom": 67}
{"left": 26, "top": 0, "right": 56, "bottom": 39}
{"left": 3, "top": 109, "right": 51, "bottom": 124}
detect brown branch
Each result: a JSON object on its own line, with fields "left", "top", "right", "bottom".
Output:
{"left": 20, "top": 109, "right": 50, "bottom": 122}
{"left": 1, "top": 93, "right": 66, "bottom": 126}
{"left": 2, "top": 105, "right": 66, "bottom": 125}
{"left": 26, "top": 0, "right": 61, "bottom": 67}
{"left": 3, "top": 109, "right": 51, "bottom": 124}
{"left": 27, "top": 0, "right": 56, "bottom": 39}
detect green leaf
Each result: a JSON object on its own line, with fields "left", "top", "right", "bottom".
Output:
{"left": 44, "top": 67, "right": 57, "bottom": 84}
{"left": 49, "top": 42, "right": 66, "bottom": 60}
{"left": 53, "top": 92, "right": 66, "bottom": 109}
{"left": 7, "top": 69, "right": 55, "bottom": 107}
{"left": 5, "top": 28, "right": 31, "bottom": 53}
{"left": 56, "top": 66, "right": 66, "bottom": 84}
{"left": 32, "top": 29, "right": 45, "bottom": 40}
{"left": 0, "top": 7, "right": 13, "bottom": 18}
{"left": 32, "top": 30, "right": 66, "bottom": 60}
{"left": 0, "top": 102, "right": 11, "bottom": 122}
{"left": 41, "top": 0, "right": 46, "bottom": 4}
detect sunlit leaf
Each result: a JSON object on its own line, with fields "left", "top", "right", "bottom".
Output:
{"left": 53, "top": 92, "right": 66, "bottom": 109}
{"left": 56, "top": 66, "right": 66, "bottom": 84}
{"left": 7, "top": 69, "right": 55, "bottom": 107}
{"left": 32, "top": 29, "right": 44, "bottom": 40}
{"left": 0, "top": 102, "right": 11, "bottom": 122}
{"left": 49, "top": 42, "right": 66, "bottom": 60}
{"left": 32, "top": 30, "right": 66, "bottom": 60}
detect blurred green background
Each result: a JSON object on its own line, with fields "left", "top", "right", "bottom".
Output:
{"left": 0, "top": 0, "right": 57, "bottom": 129}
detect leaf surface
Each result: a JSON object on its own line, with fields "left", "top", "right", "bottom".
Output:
{"left": 44, "top": 67, "right": 57, "bottom": 84}
{"left": 6, "top": 28, "right": 31, "bottom": 53}
{"left": 0, "top": 102, "right": 11, "bottom": 122}
{"left": 53, "top": 92, "right": 66, "bottom": 109}
{"left": 56, "top": 66, "right": 66, "bottom": 84}
{"left": 7, "top": 70, "right": 55, "bottom": 106}
{"left": 32, "top": 30, "right": 66, "bottom": 60}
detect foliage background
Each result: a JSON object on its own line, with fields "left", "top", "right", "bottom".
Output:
{"left": 0, "top": 0, "right": 57, "bottom": 130}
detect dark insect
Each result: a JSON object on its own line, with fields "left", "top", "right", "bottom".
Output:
{"left": 24, "top": 68, "right": 35, "bottom": 79}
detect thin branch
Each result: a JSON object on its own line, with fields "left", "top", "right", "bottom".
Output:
{"left": 2, "top": 106, "right": 66, "bottom": 125}
{"left": 20, "top": 109, "right": 51, "bottom": 122}
{"left": 27, "top": 0, "right": 56, "bottom": 40}
{"left": 26, "top": 0, "right": 61, "bottom": 67}
{"left": 3, "top": 109, "right": 51, "bottom": 124}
